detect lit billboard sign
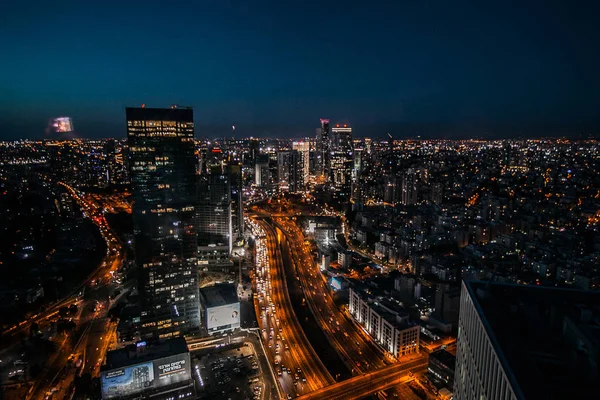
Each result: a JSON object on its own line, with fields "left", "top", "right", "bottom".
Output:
{"left": 52, "top": 117, "right": 74, "bottom": 133}
{"left": 101, "top": 353, "right": 191, "bottom": 399}
{"left": 331, "top": 277, "right": 342, "bottom": 291}
{"left": 207, "top": 302, "right": 240, "bottom": 332}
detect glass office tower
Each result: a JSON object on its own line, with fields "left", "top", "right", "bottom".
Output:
{"left": 127, "top": 107, "right": 201, "bottom": 339}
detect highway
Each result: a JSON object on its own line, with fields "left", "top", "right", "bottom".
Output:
{"left": 270, "top": 217, "right": 389, "bottom": 374}
{"left": 296, "top": 358, "right": 427, "bottom": 400}
{"left": 248, "top": 218, "right": 334, "bottom": 399}
{"left": 24, "top": 182, "right": 125, "bottom": 400}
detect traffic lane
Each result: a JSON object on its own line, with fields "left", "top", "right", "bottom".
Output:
{"left": 281, "top": 224, "right": 386, "bottom": 372}
{"left": 294, "top": 240, "right": 385, "bottom": 368}
{"left": 254, "top": 227, "right": 304, "bottom": 397}
{"left": 259, "top": 221, "right": 328, "bottom": 394}
{"left": 268, "top": 227, "right": 332, "bottom": 390}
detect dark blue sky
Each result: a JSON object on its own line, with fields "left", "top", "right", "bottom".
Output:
{"left": 1, "top": 0, "right": 599, "bottom": 139}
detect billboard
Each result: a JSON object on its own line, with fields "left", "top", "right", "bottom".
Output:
{"left": 331, "top": 276, "right": 342, "bottom": 291}
{"left": 52, "top": 117, "right": 74, "bottom": 133}
{"left": 207, "top": 302, "right": 240, "bottom": 332}
{"left": 101, "top": 353, "right": 191, "bottom": 399}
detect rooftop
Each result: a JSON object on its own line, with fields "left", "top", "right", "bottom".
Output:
{"left": 429, "top": 349, "right": 456, "bottom": 369}
{"left": 200, "top": 283, "right": 239, "bottom": 308}
{"left": 103, "top": 337, "right": 188, "bottom": 370}
{"left": 466, "top": 281, "right": 600, "bottom": 400}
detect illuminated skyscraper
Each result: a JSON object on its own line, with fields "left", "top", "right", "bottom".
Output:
{"left": 127, "top": 106, "right": 201, "bottom": 339}
{"left": 316, "top": 118, "right": 331, "bottom": 179}
{"left": 330, "top": 124, "right": 353, "bottom": 200}
{"left": 292, "top": 141, "right": 310, "bottom": 186}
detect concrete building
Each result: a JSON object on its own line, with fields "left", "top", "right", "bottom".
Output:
{"left": 428, "top": 349, "right": 455, "bottom": 390}
{"left": 455, "top": 281, "right": 600, "bottom": 400}
{"left": 349, "top": 288, "right": 420, "bottom": 358}
{"left": 199, "top": 283, "right": 240, "bottom": 335}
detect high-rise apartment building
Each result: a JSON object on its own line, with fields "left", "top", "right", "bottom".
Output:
{"left": 401, "top": 171, "right": 419, "bottom": 205}
{"left": 292, "top": 141, "right": 310, "bottom": 186}
{"left": 316, "top": 118, "right": 331, "bottom": 179}
{"left": 456, "top": 281, "right": 600, "bottom": 400}
{"left": 228, "top": 164, "right": 244, "bottom": 240}
{"left": 277, "top": 150, "right": 302, "bottom": 193}
{"left": 127, "top": 106, "right": 201, "bottom": 339}
{"left": 330, "top": 124, "right": 353, "bottom": 199}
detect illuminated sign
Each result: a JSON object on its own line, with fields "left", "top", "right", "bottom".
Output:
{"left": 52, "top": 117, "right": 74, "bottom": 133}
{"left": 207, "top": 303, "right": 240, "bottom": 332}
{"left": 101, "top": 353, "right": 191, "bottom": 399}
{"left": 331, "top": 277, "right": 342, "bottom": 291}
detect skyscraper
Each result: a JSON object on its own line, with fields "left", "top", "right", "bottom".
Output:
{"left": 197, "top": 173, "right": 232, "bottom": 253}
{"left": 127, "top": 106, "right": 201, "bottom": 339}
{"left": 330, "top": 124, "right": 353, "bottom": 200}
{"left": 455, "top": 281, "right": 600, "bottom": 400}
{"left": 277, "top": 150, "right": 302, "bottom": 193}
{"left": 316, "top": 118, "right": 331, "bottom": 179}
{"left": 401, "top": 170, "right": 419, "bottom": 205}
{"left": 292, "top": 141, "right": 310, "bottom": 186}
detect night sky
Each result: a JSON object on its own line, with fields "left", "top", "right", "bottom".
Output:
{"left": 2, "top": 0, "right": 599, "bottom": 140}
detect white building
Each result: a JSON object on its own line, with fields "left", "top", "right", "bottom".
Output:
{"left": 349, "top": 288, "right": 419, "bottom": 358}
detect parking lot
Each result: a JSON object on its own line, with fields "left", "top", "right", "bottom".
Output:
{"left": 195, "top": 341, "right": 268, "bottom": 400}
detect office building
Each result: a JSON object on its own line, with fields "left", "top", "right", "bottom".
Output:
{"left": 330, "top": 124, "right": 353, "bottom": 199}
{"left": 455, "top": 280, "right": 600, "bottom": 400}
{"left": 228, "top": 164, "right": 244, "bottom": 239}
{"left": 316, "top": 118, "right": 331, "bottom": 179}
{"left": 349, "top": 288, "right": 420, "bottom": 358}
{"left": 101, "top": 338, "right": 194, "bottom": 400}
{"left": 127, "top": 107, "right": 201, "bottom": 339}
{"left": 199, "top": 283, "right": 240, "bottom": 335}
{"left": 277, "top": 150, "right": 302, "bottom": 193}
{"left": 248, "top": 138, "right": 259, "bottom": 165}
{"left": 197, "top": 173, "right": 232, "bottom": 252}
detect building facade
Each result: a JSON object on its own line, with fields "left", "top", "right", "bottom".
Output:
{"left": 316, "top": 118, "right": 331, "bottom": 179}
{"left": 349, "top": 288, "right": 420, "bottom": 358}
{"left": 455, "top": 281, "right": 520, "bottom": 400}
{"left": 127, "top": 107, "right": 201, "bottom": 339}
{"left": 292, "top": 140, "right": 310, "bottom": 186}
{"left": 330, "top": 124, "right": 353, "bottom": 199}
{"left": 277, "top": 150, "right": 302, "bottom": 193}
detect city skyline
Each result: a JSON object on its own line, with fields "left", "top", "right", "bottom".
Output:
{"left": 3, "top": 2, "right": 600, "bottom": 399}
{"left": 2, "top": 1, "right": 600, "bottom": 140}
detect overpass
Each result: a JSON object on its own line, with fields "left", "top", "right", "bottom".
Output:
{"left": 297, "top": 358, "right": 427, "bottom": 400}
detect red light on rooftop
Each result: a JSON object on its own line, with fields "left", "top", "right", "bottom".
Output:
{"left": 336, "top": 124, "right": 340, "bottom": 128}
{"left": 344, "top": 124, "right": 347, "bottom": 128}
{"left": 141, "top": 104, "right": 146, "bottom": 108}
